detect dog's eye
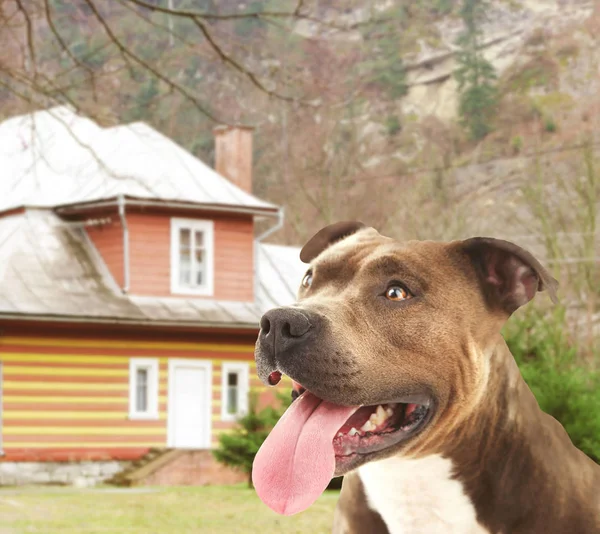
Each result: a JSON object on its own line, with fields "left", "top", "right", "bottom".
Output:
{"left": 301, "top": 271, "right": 313, "bottom": 288}
{"left": 386, "top": 285, "right": 410, "bottom": 301}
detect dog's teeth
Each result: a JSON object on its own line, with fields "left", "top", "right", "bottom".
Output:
{"left": 360, "top": 420, "right": 375, "bottom": 432}
{"left": 368, "top": 405, "right": 388, "bottom": 427}
{"left": 386, "top": 408, "right": 394, "bottom": 417}
{"left": 337, "top": 432, "right": 343, "bottom": 438}
{"left": 376, "top": 405, "right": 387, "bottom": 421}
{"left": 349, "top": 427, "right": 359, "bottom": 437}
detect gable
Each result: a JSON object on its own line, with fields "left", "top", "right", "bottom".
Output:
{"left": 125, "top": 211, "right": 254, "bottom": 301}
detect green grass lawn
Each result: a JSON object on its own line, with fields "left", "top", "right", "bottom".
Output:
{"left": 0, "top": 484, "right": 339, "bottom": 534}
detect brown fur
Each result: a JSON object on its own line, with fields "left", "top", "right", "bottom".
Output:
{"left": 332, "top": 472, "right": 389, "bottom": 534}
{"left": 255, "top": 224, "right": 600, "bottom": 533}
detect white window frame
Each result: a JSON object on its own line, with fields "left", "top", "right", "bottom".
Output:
{"left": 129, "top": 358, "right": 159, "bottom": 420}
{"left": 170, "top": 218, "right": 215, "bottom": 296}
{"left": 221, "top": 362, "right": 250, "bottom": 422}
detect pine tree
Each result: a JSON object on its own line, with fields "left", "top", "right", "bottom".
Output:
{"left": 362, "top": 5, "right": 408, "bottom": 100}
{"left": 454, "top": 0, "right": 499, "bottom": 140}
{"left": 213, "top": 390, "right": 291, "bottom": 488}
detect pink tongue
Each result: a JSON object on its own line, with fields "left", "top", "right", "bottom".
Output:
{"left": 252, "top": 391, "right": 358, "bottom": 516}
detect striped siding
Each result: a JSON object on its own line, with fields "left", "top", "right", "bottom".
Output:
{"left": 0, "top": 335, "right": 283, "bottom": 462}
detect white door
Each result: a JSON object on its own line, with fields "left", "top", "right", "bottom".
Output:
{"left": 168, "top": 360, "right": 212, "bottom": 449}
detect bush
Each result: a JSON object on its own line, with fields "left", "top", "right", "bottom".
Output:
{"left": 544, "top": 116, "right": 557, "bottom": 133}
{"left": 385, "top": 115, "right": 402, "bottom": 136}
{"left": 510, "top": 135, "right": 523, "bottom": 154}
{"left": 503, "top": 306, "right": 600, "bottom": 463}
{"left": 213, "top": 389, "right": 292, "bottom": 487}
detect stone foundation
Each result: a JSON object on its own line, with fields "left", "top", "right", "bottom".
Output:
{"left": 0, "top": 461, "right": 128, "bottom": 487}
{"left": 0, "top": 452, "right": 245, "bottom": 487}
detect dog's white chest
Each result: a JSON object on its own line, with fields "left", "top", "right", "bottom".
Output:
{"left": 358, "top": 455, "right": 490, "bottom": 534}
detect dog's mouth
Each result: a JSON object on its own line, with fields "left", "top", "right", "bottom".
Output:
{"left": 291, "top": 381, "right": 432, "bottom": 468}
{"left": 332, "top": 399, "right": 430, "bottom": 463}
{"left": 253, "top": 373, "right": 434, "bottom": 516}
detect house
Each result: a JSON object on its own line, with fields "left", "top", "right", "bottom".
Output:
{"left": 0, "top": 106, "right": 303, "bottom": 486}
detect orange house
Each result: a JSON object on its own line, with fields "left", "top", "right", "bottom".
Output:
{"left": 0, "top": 107, "right": 302, "bottom": 486}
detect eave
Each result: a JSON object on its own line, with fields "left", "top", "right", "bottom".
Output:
{"left": 53, "top": 196, "right": 280, "bottom": 219}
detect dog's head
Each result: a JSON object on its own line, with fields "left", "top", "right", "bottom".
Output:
{"left": 253, "top": 223, "right": 558, "bottom": 513}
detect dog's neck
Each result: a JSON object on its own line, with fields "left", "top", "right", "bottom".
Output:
{"left": 444, "top": 337, "right": 600, "bottom": 533}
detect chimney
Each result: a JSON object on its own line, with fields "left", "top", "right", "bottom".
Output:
{"left": 213, "top": 125, "right": 254, "bottom": 193}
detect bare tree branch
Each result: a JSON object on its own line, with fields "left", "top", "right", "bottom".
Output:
{"left": 14, "top": 0, "right": 36, "bottom": 74}
{"left": 114, "top": 0, "right": 196, "bottom": 48}
{"left": 125, "top": 0, "right": 304, "bottom": 19}
{"left": 80, "top": 0, "right": 219, "bottom": 121}
{"left": 0, "top": 75, "right": 161, "bottom": 193}
{"left": 51, "top": 41, "right": 114, "bottom": 82}
{"left": 43, "top": 0, "right": 98, "bottom": 102}
{"left": 124, "top": 0, "right": 371, "bottom": 32}
{"left": 125, "top": 0, "right": 312, "bottom": 103}
{"left": 192, "top": 17, "right": 298, "bottom": 103}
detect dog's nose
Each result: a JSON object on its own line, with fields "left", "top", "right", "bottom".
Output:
{"left": 258, "top": 307, "right": 312, "bottom": 352}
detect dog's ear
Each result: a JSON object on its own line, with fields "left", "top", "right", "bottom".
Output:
{"left": 459, "top": 237, "right": 558, "bottom": 315}
{"left": 300, "top": 221, "right": 366, "bottom": 263}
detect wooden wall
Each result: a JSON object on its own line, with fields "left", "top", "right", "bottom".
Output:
{"left": 0, "top": 329, "right": 286, "bottom": 462}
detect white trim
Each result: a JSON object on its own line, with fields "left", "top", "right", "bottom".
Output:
{"left": 170, "top": 218, "right": 215, "bottom": 296}
{"left": 0, "top": 313, "right": 258, "bottom": 329}
{"left": 167, "top": 359, "right": 212, "bottom": 449}
{"left": 55, "top": 198, "right": 279, "bottom": 217}
{"left": 128, "top": 358, "right": 159, "bottom": 420}
{"left": 221, "top": 362, "right": 250, "bottom": 422}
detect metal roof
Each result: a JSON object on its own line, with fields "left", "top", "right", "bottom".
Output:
{"left": 0, "top": 106, "right": 278, "bottom": 214}
{"left": 0, "top": 210, "right": 303, "bottom": 328}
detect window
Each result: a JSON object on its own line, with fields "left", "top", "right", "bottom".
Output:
{"left": 221, "top": 363, "right": 249, "bottom": 421}
{"left": 170, "top": 218, "right": 214, "bottom": 296}
{"left": 129, "top": 359, "right": 159, "bottom": 420}
{"left": 136, "top": 367, "right": 149, "bottom": 412}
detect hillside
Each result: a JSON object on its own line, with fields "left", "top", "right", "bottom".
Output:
{"left": 0, "top": 0, "right": 598, "bottom": 308}
{"left": 253, "top": 1, "right": 599, "bottom": 263}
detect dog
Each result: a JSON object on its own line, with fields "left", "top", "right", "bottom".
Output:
{"left": 252, "top": 222, "right": 600, "bottom": 534}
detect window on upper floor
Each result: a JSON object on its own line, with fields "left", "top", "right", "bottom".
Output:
{"left": 129, "top": 358, "right": 159, "bottom": 420}
{"left": 221, "top": 362, "right": 249, "bottom": 421}
{"left": 170, "top": 218, "right": 214, "bottom": 296}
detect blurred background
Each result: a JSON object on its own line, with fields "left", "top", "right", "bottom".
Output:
{"left": 0, "top": 0, "right": 598, "bottom": 532}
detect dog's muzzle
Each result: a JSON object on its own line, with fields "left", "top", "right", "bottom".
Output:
{"left": 258, "top": 306, "right": 313, "bottom": 354}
